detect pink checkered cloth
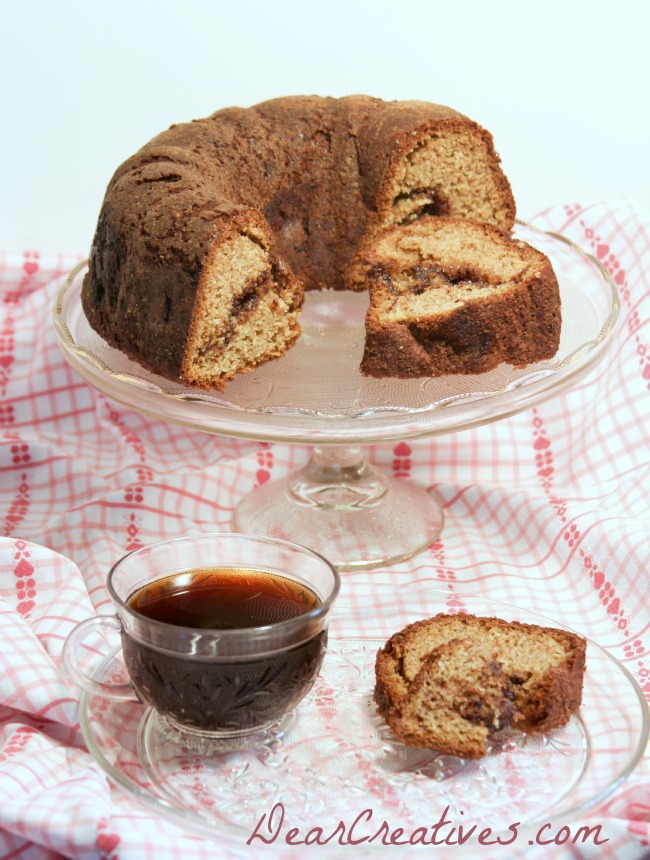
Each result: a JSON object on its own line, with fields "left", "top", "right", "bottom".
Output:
{"left": 1, "top": 199, "right": 649, "bottom": 860}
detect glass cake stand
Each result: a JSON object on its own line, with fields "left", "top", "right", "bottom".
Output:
{"left": 54, "top": 222, "right": 619, "bottom": 570}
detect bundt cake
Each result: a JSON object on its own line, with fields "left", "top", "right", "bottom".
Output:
{"left": 81, "top": 95, "right": 517, "bottom": 390}
{"left": 357, "top": 217, "right": 562, "bottom": 378}
{"left": 375, "top": 613, "right": 586, "bottom": 758}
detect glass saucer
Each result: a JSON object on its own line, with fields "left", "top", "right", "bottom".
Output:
{"left": 79, "top": 588, "right": 648, "bottom": 854}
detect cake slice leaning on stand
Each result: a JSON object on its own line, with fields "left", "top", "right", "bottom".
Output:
{"left": 354, "top": 217, "right": 562, "bottom": 379}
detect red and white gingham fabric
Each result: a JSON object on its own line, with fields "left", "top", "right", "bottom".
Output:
{"left": 1, "top": 199, "right": 649, "bottom": 860}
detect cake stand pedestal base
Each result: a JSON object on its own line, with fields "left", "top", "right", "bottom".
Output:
{"left": 232, "top": 445, "right": 443, "bottom": 571}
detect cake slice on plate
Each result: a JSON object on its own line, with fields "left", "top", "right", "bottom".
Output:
{"left": 375, "top": 613, "right": 586, "bottom": 758}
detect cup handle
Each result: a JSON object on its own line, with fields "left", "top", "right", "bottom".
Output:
{"left": 62, "top": 615, "right": 138, "bottom": 701}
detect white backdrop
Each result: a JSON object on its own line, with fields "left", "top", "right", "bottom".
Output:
{"left": 2, "top": 0, "right": 648, "bottom": 255}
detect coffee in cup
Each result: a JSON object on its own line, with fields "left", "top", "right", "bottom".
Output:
{"left": 63, "top": 534, "right": 340, "bottom": 737}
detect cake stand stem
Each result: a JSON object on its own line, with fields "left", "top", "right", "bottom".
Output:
{"left": 232, "top": 445, "right": 443, "bottom": 571}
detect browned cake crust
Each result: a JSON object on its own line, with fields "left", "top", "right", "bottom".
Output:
{"left": 358, "top": 217, "right": 561, "bottom": 378}
{"left": 81, "top": 96, "right": 515, "bottom": 390}
{"left": 375, "top": 613, "right": 586, "bottom": 758}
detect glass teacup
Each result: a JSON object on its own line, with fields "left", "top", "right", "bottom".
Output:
{"left": 63, "top": 533, "right": 340, "bottom": 737}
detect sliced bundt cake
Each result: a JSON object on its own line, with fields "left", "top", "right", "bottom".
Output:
{"left": 81, "top": 96, "right": 516, "bottom": 390}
